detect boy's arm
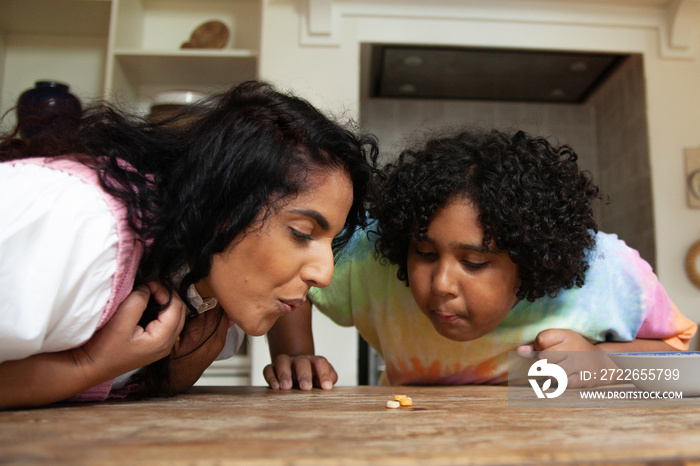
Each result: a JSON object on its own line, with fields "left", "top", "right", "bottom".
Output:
{"left": 0, "top": 283, "right": 185, "bottom": 410}
{"left": 518, "top": 328, "right": 676, "bottom": 354}
{"left": 516, "top": 329, "right": 676, "bottom": 388}
{"left": 263, "top": 300, "right": 337, "bottom": 390}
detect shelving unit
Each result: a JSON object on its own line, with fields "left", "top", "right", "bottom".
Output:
{"left": 106, "top": 0, "right": 260, "bottom": 113}
{"left": 0, "top": 0, "right": 261, "bottom": 124}
{"left": 0, "top": 0, "right": 261, "bottom": 386}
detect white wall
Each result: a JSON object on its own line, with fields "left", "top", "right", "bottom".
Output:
{"left": 252, "top": 0, "right": 700, "bottom": 384}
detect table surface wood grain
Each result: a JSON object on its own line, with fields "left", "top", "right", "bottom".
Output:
{"left": 2, "top": 385, "right": 700, "bottom": 465}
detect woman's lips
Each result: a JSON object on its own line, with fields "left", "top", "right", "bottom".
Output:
{"left": 279, "top": 298, "right": 305, "bottom": 314}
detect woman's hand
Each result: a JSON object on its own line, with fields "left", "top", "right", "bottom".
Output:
{"left": 0, "top": 282, "right": 186, "bottom": 409}
{"left": 263, "top": 354, "right": 338, "bottom": 390}
{"left": 83, "top": 282, "right": 187, "bottom": 378}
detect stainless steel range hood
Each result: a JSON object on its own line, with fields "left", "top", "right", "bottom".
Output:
{"left": 370, "top": 45, "right": 626, "bottom": 103}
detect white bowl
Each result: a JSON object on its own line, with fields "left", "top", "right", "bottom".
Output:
{"left": 151, "top": 90, "right": 206, "bottom": 106}
{"left": 609, "top": 352, "right": 700, "bottom": 396}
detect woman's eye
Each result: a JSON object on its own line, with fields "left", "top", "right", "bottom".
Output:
{"left": 290, "top": 228, "right": 313, "bottom": 242}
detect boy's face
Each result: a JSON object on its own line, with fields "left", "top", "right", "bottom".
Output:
{"left": 406, "top": 197, "right": 520, "bottom": 342}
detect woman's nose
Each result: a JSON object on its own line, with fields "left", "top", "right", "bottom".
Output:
{"left": 300, "top": 245, "right": 335, "bottom": 288}
{"left": 431, "top": 261, "right": 457, "bottom": 297}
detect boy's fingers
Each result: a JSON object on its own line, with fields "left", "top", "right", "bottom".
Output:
{"left": 272, "top": 354, "right": 293, "bottom": 390}
{"left": 533, "top": 329, "right": 568, "bottom": 351}
{"left": 263, "top": 365, "right": 280, "bottom": 390}
{"left": 292, "top": 358, "right": 313, "bottom": 391}
{"left": 515, "top": 345, "right": 536, "bottom": 359}
{"left": 312, "top": 358, "right": 337, "bottom": 390}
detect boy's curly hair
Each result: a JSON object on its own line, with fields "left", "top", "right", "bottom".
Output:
{"left": 369, "top": 129, "right": 601, "bottom": 302}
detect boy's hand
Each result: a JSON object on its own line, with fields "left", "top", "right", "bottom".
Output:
{"left": 516, "top": 329, "right": 615, "bottom": 388}
{"left": 516, "top": 328, "right": 596, "bottom": 355}
{"left": 263, "top": 354, "right": 337, "bottom": 391}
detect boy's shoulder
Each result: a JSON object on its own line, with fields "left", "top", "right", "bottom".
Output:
{"left": 586, "top": 230, "right": 646, "bottom": 271}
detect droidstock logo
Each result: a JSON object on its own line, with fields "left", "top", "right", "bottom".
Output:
{"left": 528, "top": 359, "right": 568, "bottom": 399}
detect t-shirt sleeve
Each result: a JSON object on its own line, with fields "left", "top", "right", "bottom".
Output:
{"left": 0, "top": 163, "right": 118, "bottom": 363}
{"left": 618, "top": 241, "right": 696, "bottom": 350}
{"left": 589, "top": 233, "right": 697, "bottom": 350}
{"left": 648, "top": 300, "right": 697, "bottom": 350}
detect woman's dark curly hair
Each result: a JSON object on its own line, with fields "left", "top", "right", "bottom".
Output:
{"left": 1, "top": 80, "right": 378, "bottom": 393}
{"left": 369, "top": 129, "right": 600, "bottom": 302}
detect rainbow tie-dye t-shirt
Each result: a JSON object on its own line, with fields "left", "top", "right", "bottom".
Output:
{"left": 310, "top": 228, "right": 696, "bottom": 386}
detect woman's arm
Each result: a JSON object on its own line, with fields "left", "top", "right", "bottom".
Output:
{"left": 0, "top": 283, "right": 186, "bottom": 410}
{"left": 263, "top": 301, "right": 337, "bottom": 390}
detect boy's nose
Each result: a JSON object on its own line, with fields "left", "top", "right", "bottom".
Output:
{"left": 431, "top": 261, "right": 458, "bottom": 297}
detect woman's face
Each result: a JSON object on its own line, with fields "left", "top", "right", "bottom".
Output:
{"left": 406, "top": 197, "right": 520, "bottom": 342}
{"left": 197, "top": 169, "right": 353, "bottom": 336}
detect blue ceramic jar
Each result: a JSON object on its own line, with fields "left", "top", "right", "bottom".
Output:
{"left": 16, "top": 81, "right": 82, "bottom": 138}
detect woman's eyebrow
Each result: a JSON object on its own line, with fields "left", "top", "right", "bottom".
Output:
{"left": 288, "top": 208, "right": 330, "bottom": 231}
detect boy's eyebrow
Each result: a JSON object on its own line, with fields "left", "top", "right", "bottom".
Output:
{"left": 423, "top": 235, "right": 496, "bottom": 254}
{"left": 288, "top": 208, "right": 330, "bottom": 231}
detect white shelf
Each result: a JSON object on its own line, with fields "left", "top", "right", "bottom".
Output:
{"left": 111, "top": 52, "right": 257, "bottom": 91}
{"left": 113, "top": 49, "right": 257, "bottom": 57}
{"left": 105, "top": 0, "right": 261, "bottom": 103}
{"left": 111, "top": 0, "right": 261, "bottom": 52}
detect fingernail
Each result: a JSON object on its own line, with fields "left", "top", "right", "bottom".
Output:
{"left": 321, "top": 381, "right": 332, "bottom": 390}
{"left": 281, "top": 380, "right": 292, "bottom": 390}
{"left": 271, "top": 382, "right": 279, "bottom": 390}
{"left": 300, "top": 381, "right": 311, "bottom": 390}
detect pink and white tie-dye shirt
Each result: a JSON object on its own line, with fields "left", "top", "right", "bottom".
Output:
{"left": 310, "top": 228, "right": 696, "bottom": 386}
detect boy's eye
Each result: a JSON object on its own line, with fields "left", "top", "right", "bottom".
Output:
{"left": 462, "top": 260, "right": 488, "bottom": 270}
{"left": 414, "top": 247, "right": 436, "bottom": 258}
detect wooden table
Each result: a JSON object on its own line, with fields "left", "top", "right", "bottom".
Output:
{"left": 2, "top": 385, "right": 700, "bottom": 465}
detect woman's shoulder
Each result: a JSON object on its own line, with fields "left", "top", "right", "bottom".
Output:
{"left": 0, "top": 160, "right": 120, "bottom": 360}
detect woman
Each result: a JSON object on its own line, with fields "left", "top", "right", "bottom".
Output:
{"left": 0, "top": 81, "right": 377, "bottom": 409}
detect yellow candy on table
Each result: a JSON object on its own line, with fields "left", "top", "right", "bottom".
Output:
{"left": 398, "top": 397, "right": 413, "bottom": 407}
{"left": 394, "top": 395, "right": 407, "bottom": 401}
